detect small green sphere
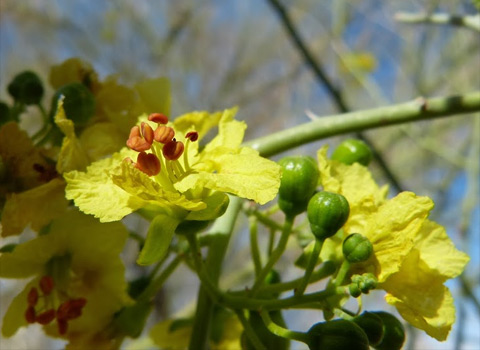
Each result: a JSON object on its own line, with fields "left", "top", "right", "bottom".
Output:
{"left": 307, "top": 319, "right": 369, "bottom": 350}
{"left": 7, "top": 71, "right": 44, "bottom": 105}
{"left": 353, "top": 312, "right": 385, "bottom": 346}
{"left": 372, "top": 312, "right": 405, "bottom": 350}
{"left": 307, "top": 191, "right": 350, "bottom": 240}
{"left": 331, "top": 139, "right": 372, "bottom": 166}
{"left": 0, "top": 102, "right": 10, "bottom": 124}
{"left": 278, "top": 156, "right": 319, "bottom": 217}
{"left": 343, "top": 233, "right": 374, "bottom": 263}
{"left": 50, "top": 82, "right": 95, "bottom": 127}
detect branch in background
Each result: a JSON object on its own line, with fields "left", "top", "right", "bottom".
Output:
{"left": 395, "top": 12, "right": 480, "bottom": 32}
{"left": 267, "top": 0, "right": 405, "bottom": 192}
{"left": 246, "top": 92, "right": 480, "bottom": 157}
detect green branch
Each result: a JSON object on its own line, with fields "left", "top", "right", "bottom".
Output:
{"left": 246, "top": 92, "right": 480, "bottom": 157}
{"left": 395, "top": 12, "right": 480, "bottom": 32}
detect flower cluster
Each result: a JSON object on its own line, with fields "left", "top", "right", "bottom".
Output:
{"left": 316, "top": 145, "right": 470, "bottom": 341}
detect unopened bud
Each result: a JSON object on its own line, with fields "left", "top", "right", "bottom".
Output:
{"left": 342, "top": 233, "right": 373, "bottom": 263}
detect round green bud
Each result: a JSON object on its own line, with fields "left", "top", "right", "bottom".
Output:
{"left": 50, "top": 82, "right": 95, "bottom": 127}
{"left": 278, "top": 156, "right": 319, "bottom": 217}
{"left": 307, "top": 191, "right": 350, "bottom": 240}
{"left": 353, "top": 312, "right": 384, "bottom": 347}
{"left": 343, "top": 233, "right": 373, "bottom": 263}
{"left": 7, "top": 71, "right": 44, "bottom": 105}
{"left": 307, "top": 319, "right": 369, "bottom": 350}
{"left": 349, "top": 283, "right": 362, "bottom": 298}
{"left": 331, "top": 139, "right": 372, "bottom": 166}
{"left": 372, "top": 312, "right": 405, "bottom": 350}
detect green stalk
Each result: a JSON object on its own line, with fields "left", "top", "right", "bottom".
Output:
{"left": 235, "top": 310, "right": 267, "bottom": 350}
{"left": 295, "top": 239, "right": 323, "bottom": 296}
{"left": 249, "top": 216, "right": 294, "bottom": 296}
{"left": 259, "top": 309, "right": 309, "bottom": 344}
{"left": 249, "top": 216, "right": 262, "bottom": 276}
{"left": 188, "top": 196, "right": 242, "bottom": 350}
{"left": 245, "top": 92, "right": 480, "bottom": 157}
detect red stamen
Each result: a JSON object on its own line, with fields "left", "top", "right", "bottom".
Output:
{"left": 57, "top": 318, "right": 68, "bottom": 335}
{"left": 135, "top": 152, "right": 161, "bottom": 176}
{"left": 163, "top": 139, "right": 184, "bottom": 161}
{"left": 126, "top": 126, "right": 151, "bottom": 152}
{"left": 154, "top": 125, "right": 175, "bottom": 144}
{"left": 36, "top": 309, "right": 56, "bottom": 325}
{"left": 57, "top": 298, "right": 87, "bottom": 321}
{"left": 27, "top": 287, "right": 39, "bottom": 306}
{"left": 186, "top": 131, "right": 199, "bottom": 142}
{"left": 141, "top": 122, "right": 154, "bottom": 144}
{"left": 39, "top": 276, "right": 54, "bottom": 295}
{"left": 25, "top": 306, "right": 36, "bottom": 323}
{"left": 148, "top": 113, "right": 168, "bottom": 124}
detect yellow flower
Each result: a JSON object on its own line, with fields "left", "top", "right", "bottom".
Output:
{"left": 0, "top": 209, "right": 130, "bottom": 348}
{"left": 64, "top": 108, "right": 281, "bottom": 264}
{"left": 0, "top": 122, "right": 68, "bottom": 236}
{"left": 49, "top": 58, "right": 101, "bottom": 93}
{"left": 316, "top": 146, "right": 469, "bottom": 340}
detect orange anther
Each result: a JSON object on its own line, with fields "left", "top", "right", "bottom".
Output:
{"left": 148, "top": 113, "right": 169, "bottom": 124}
{"left": 126, "top": 136, "right": 151, "bottom": 152}
{"left": 57, "top": 298, "right": 87, "bottom": 321}
{"left": 128, "top": 125, "right": 141, "bottom": 139}
{"left": 39, "top": 276, "right": 54, "bottom": 295}
{"left": 57, "top": 318, "right": 68, "bottom": 335}
{"left": 141, "top": 122, "right": 154, "bottom": 144}
{"left": 36, "top": 309, "right": 56, "bottom": 325}
{"left": 154, "top": 125, "right": 175, "bottom": 144}
{"left": 25, "top": 306, "right": 36, "bottom": 323}
{"left": 163, "top": 139, "right": 184, "bottom": 161}
{"left": 186, "top": 131, "right": 199, "bottom": 142}
{"left": 135, "top": 152, "right": 161, "bottom": 176}
{"left": 27, "top": 287, "right": 39, "bottom": 306}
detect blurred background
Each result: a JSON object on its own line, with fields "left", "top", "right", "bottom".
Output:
{"left": 0, "top": 0, "right": 479, "bottom": 349}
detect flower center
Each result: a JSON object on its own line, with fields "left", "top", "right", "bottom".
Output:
{"left": 124, "top": 113, "right": 198, "bottom": 182}
{"left": 24, "top": 255, "right": 87, "bottom": 335}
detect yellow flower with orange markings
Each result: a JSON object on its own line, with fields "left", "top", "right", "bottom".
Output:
{"left": 64, "top": 107, "right": 281, "bottom": 264}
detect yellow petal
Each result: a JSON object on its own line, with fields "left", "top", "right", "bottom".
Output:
{"left": 173, "top": 110, "right": 222, "bottom": 140}
{"left": 1, "top": 178, "right": 68, "bottom": 237}
{"left": 79, "top": 122, "right": 126, "bottom": 161}
{"left": 64, "top": 149, "right": 145, "bottom": 222}
{"left": 133, "top": 77, "right": 171, "bottom": 117}
{"left": 203, "top": 107, "right": 244, "bottom": 151}
{"left": 54, "top": 98, "right": 90, "bottom": 173}
{"left": 2, "top": 279, "right": 38, "bottom": 337}
{"left": 415, "top": 220, "right": 470, "bottom": 278}
{"left": 365, "top": 192, "right": 434, "bottom": 282}
{"left": 383, "top": 249, "right": 456, "bottom": 341}
{"left": 176, "top": 147, "right": 281, "bottom": 205}
{"left": 149, "top": 319, "right": 192, "bottom": 349}
{"left": 49, "top": 58, "right": 100, "bottom": 92}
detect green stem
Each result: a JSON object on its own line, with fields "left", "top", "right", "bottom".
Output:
{"left": 137, "top": 255, "right": 182, "bottom": 302}
{"left": 334, "top": 260, "right": 351, "bottom": 287}
{"left": 267, "top": 228, "right": 276, "bottom": 256}
{"left": 188, "top": 196, "right": 243, "bottom": 350}
{"left": 229, "top": 261, "right": 336, "bottom": 296}
{"left": 249, "top": 216, "right": 262, "bottom": 276}
{"left": 250, "top": 216, "right": 294, "bottom": 296}
{"left": 245, "top": 92, "right": 480, "bottom": 157}
{"left": 395, "top": 12, "right": 480, "bottom": 32}
{"left": 259, "top": 310, "right": 309, "bottom": 344}
{"left": 295, "top": 239, "right": 323, "bottom": 296}
{"left": 235, "top": 310, "right": 267, "bottom": 350}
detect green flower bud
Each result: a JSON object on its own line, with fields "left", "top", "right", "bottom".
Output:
{"left": 278, "top": 156, "right": 319, "bottom": 217}
{"left": 331, "top": 139, "right": 372, "bottom": 166}
{"left": 353, "top": 312, "right": 384, "bottom": 347}
{"left": 7, "top": 71, "right": 44, "bottom": 105}
{"left": 307, "top": 319, "right": 369, "bottom": 350}
{"left": 307, "top": 191, "right": 350, "bottom": 240}
{"left": 349, "top": 283, "right": 362, "bottom": 298}
{"left": 343, "top": 233, "right": 373, "bottom": 263}
{"left": 372, "top": 312, "right": 405, "bottom": 350}
{"left": 50, "top": 82, "right": 95, "bottom": 127}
